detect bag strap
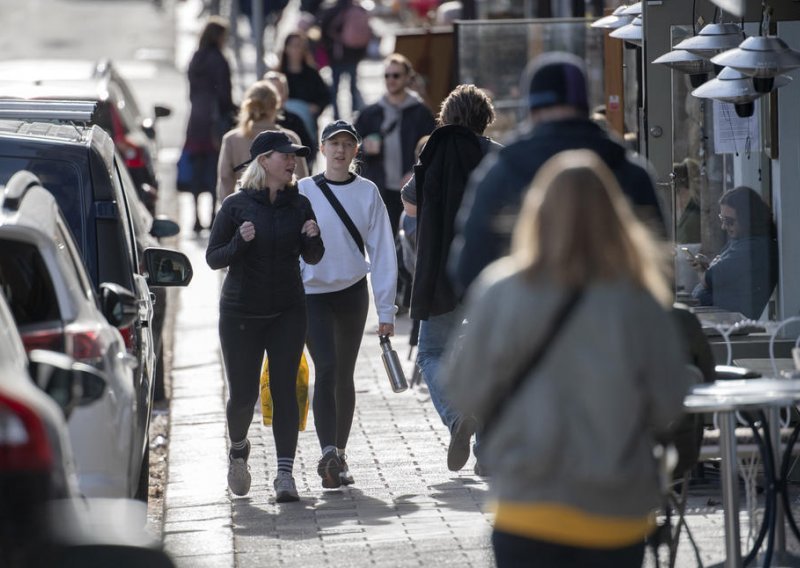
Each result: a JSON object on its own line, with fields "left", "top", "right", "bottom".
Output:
{"left": 312, "top": 174, "right": 364, "bottom": 255}
{"left": 482, "top": 288, "right": 585, "bottom": 436}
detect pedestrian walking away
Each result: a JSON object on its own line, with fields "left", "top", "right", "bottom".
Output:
{"left": 354, "top": 53, "right": 435, "bottom": 238}
{"left": 206, "top": 130, "right": 324, "bottom": 503}
{"left": 217, "top": 79, "right": 308, "bottom": 203}
{"left": 441, "top": 149, "right": 691, "bottom": 568}
{"left": 263, "top": 70, "right": 317, "bottom": 169}
{"left": 400, "top": 84, "right": 501, "bottom": 474}
{"left": 449, "top": 51, "right": 665, "bottom": 294}
{"left": 297, "top": 120, "right": 397, "bottom": 489}
{"left": 181, "top": 16, "right": 237, "bottom": 234}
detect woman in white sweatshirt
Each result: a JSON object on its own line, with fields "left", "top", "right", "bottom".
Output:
{"left": 298, "top": 120, "right": 397, "bottom": 489}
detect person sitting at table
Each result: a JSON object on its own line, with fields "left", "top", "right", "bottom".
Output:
{"left": 690, "top": 186, "right": 778, "bottom": 320}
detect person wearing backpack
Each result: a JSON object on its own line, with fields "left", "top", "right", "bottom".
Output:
{"left": 320, "top": 0, "right": 372, "bottom": 120}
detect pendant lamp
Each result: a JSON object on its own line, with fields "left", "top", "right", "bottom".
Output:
{"left": 712, "top": 36, "right": 800, "bottom": 93}
{"left": 674, "top": 23, "right": 745, "bottom": 59}
{"left": 691, "top": 66, "right": 791, "bottom": 117}
{"left": 609, "top": 15, "right": 643, "bottom": 47}
{"left": 591, "top": 5, "right": 633, "bottom": 30}
{"left": 621, "top": 2, "right": 641, "bottom": 16}
{"left": 653, "top": 50, "right": 715, "bottom": 87}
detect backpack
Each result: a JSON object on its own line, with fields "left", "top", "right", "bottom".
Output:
{"left": 340, "top": 4, "right": 372, "bottom": 49}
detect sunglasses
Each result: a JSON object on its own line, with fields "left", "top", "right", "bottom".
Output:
{"left": 718, "top": 214, "right": 737, "bottom": 227}
{"left": 384, "top": 72, "right": 404, "bottom": 80}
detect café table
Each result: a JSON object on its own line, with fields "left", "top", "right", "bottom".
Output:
{"left": 684, "top": 378, "right": 800, "bottom": 567}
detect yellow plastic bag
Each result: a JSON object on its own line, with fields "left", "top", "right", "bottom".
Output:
{"left": 260, "top": 352, "right": 310, "bottom": 431}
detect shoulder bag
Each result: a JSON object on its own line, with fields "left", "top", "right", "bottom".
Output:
{"left": 312, "top": 173, "right": 364, "bottom": 256}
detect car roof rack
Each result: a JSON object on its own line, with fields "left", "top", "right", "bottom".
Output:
{"left": 0, "top": 99, "right": 96, "bottom": 123}
{"left": 1, "top": 170, "right": 42, "bottom": 211}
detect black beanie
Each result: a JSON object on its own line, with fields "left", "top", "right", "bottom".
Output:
{"left": 524, "top": 52, "right": 590, "bottom": 113}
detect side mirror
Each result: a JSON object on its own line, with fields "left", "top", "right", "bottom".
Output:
{"left": 150, "top": 216, "right": 180, "bottom": 239}
{"left": 99, "top": 282, "right": 139, "bottom": 329}
{"left": 154, "top": 105, "right": 171, "bottom": 119}
{"left": 28, "top": 350, "right": 107, "bottom": 418}
{"left": 143, "top": 247, "right": 193, "bottom": 287}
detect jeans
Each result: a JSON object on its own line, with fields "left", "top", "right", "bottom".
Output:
{"left": 492, "top": 531, "right": 645, "bottom": 568}
{"left": 417, "top": 309, "right": 463, "bottom": 430}
{"left": 330, "top": 61, "right": 363, "bottom": 120}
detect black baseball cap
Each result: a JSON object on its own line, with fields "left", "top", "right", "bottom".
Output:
{"left": 320, "top": 120, "right": 361, "bottom": 143}
{"left": 235, "top": 130, "right": 310, "bottom": 171}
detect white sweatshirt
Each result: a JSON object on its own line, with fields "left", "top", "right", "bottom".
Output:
{"left": 298, "top": 174, "right": 398, "bottom": 324}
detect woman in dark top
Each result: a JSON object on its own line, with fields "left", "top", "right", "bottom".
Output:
{"left": 206, "top": 130, "right": 324, "bottom": 503}
{"left": 184, "top": 16, "right": 236, "bottom": 233}
{"left": 277, "top": 31, "right": 331, "bottom": 145}
{"left": 691, "top": 185, "right": 778, "bottom": 319}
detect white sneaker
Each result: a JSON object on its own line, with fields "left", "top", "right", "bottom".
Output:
{"left": 227, "top": 456, "right": 251, "bottom": 496}
{"left": 273, "top": 471, "right": 299, "bottom": 503}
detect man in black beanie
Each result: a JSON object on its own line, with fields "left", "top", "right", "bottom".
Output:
{"left": 448, "top": 52, "right": 664, "bottom": 293}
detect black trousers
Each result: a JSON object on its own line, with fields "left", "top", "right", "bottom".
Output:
{"left": 378, "top": 186, "right": 403, "bottom": 237}
{"left": 492, "top": 530, "right": 645, "bottom": 568}
{"left": 218, "top": 304, "right": 306, "bottom": 460}
{"left": 306, "top": 278, "right": 369, "bottom": 451}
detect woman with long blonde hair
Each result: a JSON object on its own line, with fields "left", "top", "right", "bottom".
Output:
{"left": 442, "top": 149, "right": 690, "bottom": 568}
{"left": 216, "top": 80, "right": 308, "bottom": 204}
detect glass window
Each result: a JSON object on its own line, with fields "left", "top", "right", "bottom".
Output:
{"left": 0, "top": 240, "right": 60, "bottom": 325}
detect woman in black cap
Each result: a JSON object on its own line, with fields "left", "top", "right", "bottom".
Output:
{"left": 297, "top": 120, "right": 397, "bottom": 489}
{"left": 206, "top": 130, "right": 324, "bottom": 503}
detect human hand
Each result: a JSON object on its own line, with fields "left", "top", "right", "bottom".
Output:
{"left": 239, "top": 221, "right": 255, "bottom": 241}
{"left": 301, "top": 219, "right": 319, "bottom": 237}
{"left": 689, "top": 253, "right": 709, "bottom": 271}
{"left": 377, "top": 323, "right": 394, "bottom": 337}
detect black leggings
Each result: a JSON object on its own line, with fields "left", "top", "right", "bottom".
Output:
{"left": 218, "top": 304, "right": 306, "bottom": 460}
{"left": 378, "top": 186, "right": 403, "bottom": 237}
{"left": 492, "top": 530, "right": 645, "bottom": 568}
{"left": 306, "top": 278, "right": 369, "bottom": 450}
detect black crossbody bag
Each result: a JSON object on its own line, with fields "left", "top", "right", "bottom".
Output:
{"left": 482, "top": 288, "right": 585, "bottom": 436}
{"left": 312, "top": 174, "right": 364, "bottom": 255}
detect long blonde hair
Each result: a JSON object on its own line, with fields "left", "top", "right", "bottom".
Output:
{"left": 237, "top": 81, "right": 280, "bottom": 137}
{"left": 511, "top": 150, "right": 672, "bottom": 306}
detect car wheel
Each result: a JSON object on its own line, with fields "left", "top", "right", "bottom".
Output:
{"left": 135, "top": 444, "right": 150, "bottom": 503}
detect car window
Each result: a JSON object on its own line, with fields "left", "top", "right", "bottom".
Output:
{"left": 0, "top": 158, "right": 85, "bottom": 242}
{"left": 111, "top": 157, "right": 139, "bottom": 270}
{"left": 108, "top": 83, "right": 136, "bottom": 136}
{"left": 55, "top": 213, "right": 97, "bottom": 307}
{"left": 0, "top": 239, "right": 60, "bottom": 325}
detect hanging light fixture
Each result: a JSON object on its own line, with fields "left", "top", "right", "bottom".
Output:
{"left": 674, "top": 23, "right": 745, "bottom": 59}
{"left": 621, "top": 2, "right": 641, "bottom": 16}
{"left": 609, "top": 15, "right": 643, "bottom": 47}
{"left": 712, "top": 36, "right": 800, "bottom": 94}
{"left": 591, "top": 5, "right": 633, "bottom": 30}
{"left": 653, "top": 50, "right": 715, "bottom": 87}
{"left": 691, "top": 66, "right": 791, "bottom": 117}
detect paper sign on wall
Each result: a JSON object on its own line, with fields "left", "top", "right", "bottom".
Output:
{"left": 713, "top": 100, "right": 761, "bottom": 155}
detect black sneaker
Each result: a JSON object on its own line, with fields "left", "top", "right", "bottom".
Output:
{"left": 447, "top": 416, "right": 477, "bottom": 472}
{"left": 317, "top": 450, "right": 343, "bottom": 488}
{"left": 339, "top": 454, "right": 355, "bottom": 486}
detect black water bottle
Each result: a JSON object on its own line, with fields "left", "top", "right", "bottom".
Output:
{"left": 379, "top": 335, "right": 408, "bottom": 393}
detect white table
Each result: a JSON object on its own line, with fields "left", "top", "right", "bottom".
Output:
{"left": 684, "top": 378, "right": 800, "bottom": 567}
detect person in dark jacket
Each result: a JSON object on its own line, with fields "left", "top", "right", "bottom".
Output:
{"left": 183, "top": 16, "right": 236, "bottom": 234}
{"left": 319, "top": 0, "right": 368, "bottom": 120}
{"left": 354, "top": 53, "right": 436, "bottom": 236}
{"left": 264, "top": 70, "right": 317, "bottom": 167}
{"left": 206, "top": 130, "right": 324, "bottom": 503}
{"left": 400, "top": 85, "right": 500, "bottom": 474}
{"left": 449, "top": 52, "right": 664, "bottom": 294}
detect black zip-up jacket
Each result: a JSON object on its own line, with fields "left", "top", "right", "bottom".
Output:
{"left": 206, "top": 186, "right": 324, "bottom": 316}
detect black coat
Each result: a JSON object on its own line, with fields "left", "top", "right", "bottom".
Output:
{"left": 185, "top": 46, "right": 235, "bottom": 153}
{"left": 410, "top": 125, "right": 487, "bottom": 320}
{"left": 206, "top": 186, "right": 324, "bottom": 316}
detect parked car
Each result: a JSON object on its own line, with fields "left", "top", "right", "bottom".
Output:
{"left": 0, "top": 287, "right": 108, "bottom": 565}
{"left": 0, "top": 105, "right": 192, "bottom": 501}
{"left": 0, "top": 58, "right": 172, "bottom": 215}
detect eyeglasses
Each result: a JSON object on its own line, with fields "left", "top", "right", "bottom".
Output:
{"left": 718, "top": 214, "right": 737, "bottom": 227}
{"left": 384, "top": 72, "right": 404, "bottom": 80}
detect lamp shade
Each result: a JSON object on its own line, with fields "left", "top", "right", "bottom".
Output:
{"left": 712, "top": 36, "right": 800, "bottom": 78}
{"left": 591, "top": 5, "right": 633, "bottom": 30}
{"left": 621, "top": 2, "right": 641, "bottom": 16}
{"left": 691, "top": 66, "right": 790, "bottom": 116}
{"left": 609, "top": 15, "right": 643, "bottom": 46}
{"left": 674, "top": 23, "right": 745, "bottom": 58}
{"left": 653, "top": 50, "right": 714, "bottom": 87}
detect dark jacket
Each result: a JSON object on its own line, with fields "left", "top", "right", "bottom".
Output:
{"left": 185, "top": 46, "right": 235, "bottom": 154}
{"left": 281, "top": 63, "right": 331, "bottom": 116}
{"left": 206, "top": 186, "right": 324, "bottom": 316}
{"left": 450, "top": 118, "right": 665, "bottom": 292}
{"left": 411, "top": 125, "right": 495, "bottom": 320}
{"left": 354, "top": 99, "right": 435, "bottom": 191}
